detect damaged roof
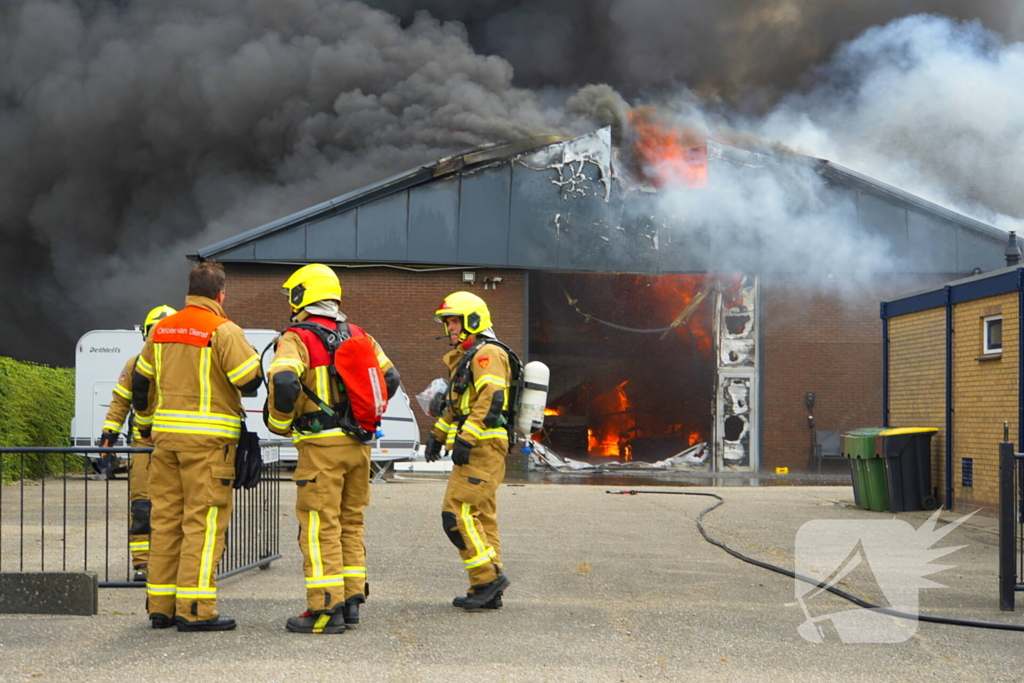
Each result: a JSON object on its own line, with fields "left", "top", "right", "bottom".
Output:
{"left": 196, "top": 127, "right": 1007, "bottom": 274}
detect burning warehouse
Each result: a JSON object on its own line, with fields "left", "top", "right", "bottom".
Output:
{"left": 196, "top": 124, "right": 1008, "bottom": 473}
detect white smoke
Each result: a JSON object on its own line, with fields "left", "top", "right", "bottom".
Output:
{"left": 758, "top": 14, "right": 1024, "bottom": 232}
{"left": 648, "top": 14, "right": 1023, "bottom": 284}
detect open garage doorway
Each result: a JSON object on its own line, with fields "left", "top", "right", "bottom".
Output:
{"left": 529, "top": 272, "right": 730, "bottom": 466}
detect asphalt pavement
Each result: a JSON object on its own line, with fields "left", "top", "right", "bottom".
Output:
{"left": 2, "top": 476, "right": 1023, "bottom": 682}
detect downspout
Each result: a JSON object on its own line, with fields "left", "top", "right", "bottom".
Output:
{"left": 880, "top": 302, "right": 889, "bottom": 429}
{"left": 1017, "top": 268, "right": 1024, "bottom": 455}
{"left": 945, "top": 285, "right": 954, "bottom": 511}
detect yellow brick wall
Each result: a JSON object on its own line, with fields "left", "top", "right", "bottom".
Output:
{"left": 888, "top": 308, "right": 947, "bottom": 502}
{"left": 952, "top": 293, "right": 1018, "bottom": 514}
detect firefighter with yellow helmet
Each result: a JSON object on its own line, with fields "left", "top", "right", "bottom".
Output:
{"left": 266, "top": 264, "right": 401, "bottom": 634}
{"left": 96, "top": 304, "right": 175, "bottom": 582}
{"left": 427, "top": 291, "right": 512, "bottom": 610}
{"left": 132, "top": 262, "right": 264, "bottom": 631}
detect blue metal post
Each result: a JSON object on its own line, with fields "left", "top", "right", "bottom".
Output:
{"left": 945, "top": 285, "right": 954, "bottom": 511}
{"left": 880, "top": 302, "right": 889, "bottom": 428}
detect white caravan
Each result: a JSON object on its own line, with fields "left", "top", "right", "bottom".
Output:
{"left": 72, "top": 329, "right": 421, "bottom": 479}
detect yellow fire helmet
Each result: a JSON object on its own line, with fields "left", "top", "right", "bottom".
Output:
{"left": 281, "top": 263, "right": 342, "bottom": 312}
{"left": 142, "top": 305, "right": 177, "bottom": 339}
{"left": 435, "top": 291, "right": 492, "bottom": 340}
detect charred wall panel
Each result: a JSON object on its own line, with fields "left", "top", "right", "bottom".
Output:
{"left": 508, "top": 165, "right": 561, "bottom": 269}
{"left": 607, "top": 192, "right": 662, "bottom": 273}
{"left": 306, "top": 211, "right": 357, "bottom": 261}
{"left": 458, "top": 165, "right": 511, "bottom": 265}
{"left": 357, "top": 193, "right": 409, "bottom": 261}
{"left": 713, "top": 276, "right": 758, "bottom": 470}
{"left": 859, "top": 193, "right": 909, "bottom": 270}
{"left": 908, "top": 212, "right": 958, "bottom": 273}
{"left": 556, "top": 196, "right": 611, "bottom": 272}
{"left": 958, "top": 229, "right": 1007, "bottom": 272}
{"left": 254, "top": 225, "right": 305, "bottom": 261}
{"left": 408, "top": 178, "right": 460, "bottom": 264}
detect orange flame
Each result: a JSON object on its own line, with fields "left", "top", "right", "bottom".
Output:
{"left": 544, "top": 407, "right": 562, "bottom": 416}
{"left": 688, "top": 431, "right": 701, "bottom": 446}
{"left": 629, "top": 108, "right": 707, "bottom": 189}
{"left": 589, "top": 381, "right": 634, "bottom": 458}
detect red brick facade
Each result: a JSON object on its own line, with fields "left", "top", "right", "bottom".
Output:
{"left": 225, "top": 263, "right": 955, "bottom": 471}
{"left": 759, "top": 275, "right": 953, "bottom": 473}
{"left": 224, "top": 263, "right": 526, "bottom": 441}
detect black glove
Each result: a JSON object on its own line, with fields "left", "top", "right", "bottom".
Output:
{"left": 451, "top": 437, "right": 473, "bottom": 467}
{"left": 424, "top": 434, "right": 443, "bottom": 462}
{"left": 95, "top": 431, "right": 118, "bottom": 480}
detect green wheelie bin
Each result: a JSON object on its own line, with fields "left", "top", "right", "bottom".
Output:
{"left": 841, "top": 428, "right": 889, "bottom": 512}
{"left": 878, "top": 427, "right": 938, "bottom": 512}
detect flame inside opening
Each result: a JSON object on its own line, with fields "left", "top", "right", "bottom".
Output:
{"left": 628, "top": 108, "right": 707, "bottom": 189}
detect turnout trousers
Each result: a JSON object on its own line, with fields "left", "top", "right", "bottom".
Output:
{"left": 442, "top": 440, "right": 507, "bottom": 586}
{"left": 293, "top": 439, "right": 371, "bottom": 613}
{"left": 146, "top": 444, "right": 236, "bottom": 622}
{"left": 128, "top": 444, "right": 151, "bottom": 567}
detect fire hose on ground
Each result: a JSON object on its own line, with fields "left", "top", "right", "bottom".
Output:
{"left": 607, "top": 489, "right": 1024, "bottom": 632}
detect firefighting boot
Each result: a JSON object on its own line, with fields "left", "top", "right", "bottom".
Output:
{"left": 133, "top": 564, "right": 148, "bottom": 582}
{"left": 341, "top": 594, "right": 365, "bottom": 626}
{"left": 453, "top": 590, "right": 503, "bottom": 610}
{"left": 150, "top": 613, "right": 175, "bottom": 629}
{"left": 175, "top": 615, "right": 237, "bottom": 632}
{"left": 452, "top": 574, "right": 510, "bottom": 611}
{"left": 286, "top": 609, "right": 346, "bottom": 634}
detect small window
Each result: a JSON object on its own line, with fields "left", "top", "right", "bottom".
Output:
{"left": 984, "top": 315, "right": 1003, "bottom": 354}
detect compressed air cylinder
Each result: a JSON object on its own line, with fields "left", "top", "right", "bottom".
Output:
{"left": 516, "top": 361, "right": 550, "bottom": 435}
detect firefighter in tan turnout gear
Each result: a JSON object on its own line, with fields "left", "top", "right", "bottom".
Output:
{"left": 265, "top": 264, "right": 401, "bottom": 634}
{"left": 426, "top": 291, "right": 512, "bottom": 610}
{"left": 132, "top": 262, "right": 263, "bottom": 631}
{"left": 97, "top": 304, "right": 176, "bottom": 582}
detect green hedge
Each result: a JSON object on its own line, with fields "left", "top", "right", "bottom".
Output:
{"left": 0, "top": 356, "right": 80, "bottom": 483}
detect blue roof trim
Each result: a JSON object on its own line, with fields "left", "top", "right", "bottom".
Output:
{"left": 883, "top": 267, "right": 1024, "bottom": 318}
{"left": 950, "top": 270, "right": 1021, "bottom": 304}
{"left": 883, "top": 289, "right": 948, "bottom": 318}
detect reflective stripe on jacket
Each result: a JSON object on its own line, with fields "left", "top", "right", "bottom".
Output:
{"left": 134, "top": 296, "right": 262, "bottom": 450}
{"left": 431, "top": 341, "right": 511, "bottom": 449}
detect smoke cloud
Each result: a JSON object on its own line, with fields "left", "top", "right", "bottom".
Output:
{"left": 648, "top": 14, "right": 1024, "bottom": 283}
{"left": 0, "top": 0, "right": 619, "bottom": 364}
{"left": 365, "top": 0, "right": 1024, "bottom": 103}
{"left": 1, "top": 0, "right": 1022, "bottom": 364}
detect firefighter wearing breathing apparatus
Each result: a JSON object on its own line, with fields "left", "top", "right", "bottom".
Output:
{"left": 132, "top": 262, "right": 264, "bottom": 632}
{"left": 265, "top": 264, "right": 401, "bottom": 634}
{"left": 427, "top": 291, "right": 512, "bottom": 611}
{"left": 97, "top": 304, "right": 175, "bottom": 582}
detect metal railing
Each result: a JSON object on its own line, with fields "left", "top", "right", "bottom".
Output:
{"left": 1, "top": 446, "right": 281, "bottom": 587}
{"left": 999, "top": 440, "right": 1024, "bottom": 610}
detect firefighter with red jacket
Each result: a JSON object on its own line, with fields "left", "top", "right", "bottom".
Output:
{"left": 426, "top": 291, "right": 512, "bottom": 610}
{"left": 265, "top": 264, "right": 400, "bottom": 634}
{"left": 132, "top": 262, "right": 263, "bottom": 631}
{"left": 97, "top": 304, "right": 175, "bottom": 582}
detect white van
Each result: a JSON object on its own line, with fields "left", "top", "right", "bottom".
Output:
{"left": 72, "top": 329, "right": 421, "bottom": 479}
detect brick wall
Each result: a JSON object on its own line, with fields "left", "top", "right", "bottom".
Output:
{"left": 760, "top": 275, "right": 951, "bottom": 473}
{"left": 950, "top": 293, "right": 1018, "bottom": 515}
{"left": 223, "top": 263, "right": 526, "bottom": 441}
{"left": 887, "top": 308, "right": 947, "bottom": 506}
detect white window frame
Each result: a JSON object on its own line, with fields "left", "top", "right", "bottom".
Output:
{"left": 983, "top": 315, "right": 1003, "bottom": 354}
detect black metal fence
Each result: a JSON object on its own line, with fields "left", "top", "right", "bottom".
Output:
{"left": 0, "top": 446, "right": 281, "bottom": 587}
{"left": 999, "top": 441, "right": 1024, "bottom": 610}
